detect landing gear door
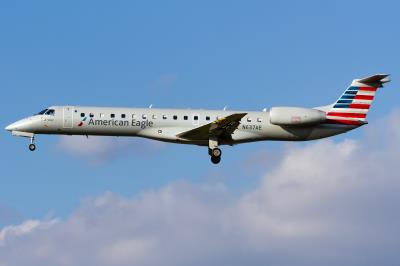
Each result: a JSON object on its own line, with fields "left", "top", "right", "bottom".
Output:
{"left": 63, "top": 106, "right": 74, "bottom": 128}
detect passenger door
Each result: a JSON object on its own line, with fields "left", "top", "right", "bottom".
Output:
{"left": 63, "top": 106, "right": 74, "bottom": 128}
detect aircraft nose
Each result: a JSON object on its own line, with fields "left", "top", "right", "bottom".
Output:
{"left": 5, "top": 122, "right": 16, "bottom": 131}
{"left": 5, "top": 119, "right": 33, "bottom": 132}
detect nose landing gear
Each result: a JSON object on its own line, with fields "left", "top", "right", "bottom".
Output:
{"left": 28, "top": 136, "right": 36, "bottom": 151}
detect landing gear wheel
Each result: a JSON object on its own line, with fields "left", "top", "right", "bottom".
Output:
{"left": 208, "top": 138, "right": 221, "bottom": 164}
{"left": 29, "top": 143, "right": 36, "bottom": 151}
{"left": 211, "top": 156, "right": 221, "bottom": 164}
{"left": 211, "top": 148, "right": 222, "bottom": 158}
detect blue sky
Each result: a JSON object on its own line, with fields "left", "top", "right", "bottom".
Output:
{"left": 0, "top": 0, "right": 397, "bottom": 220}
{"left": 0, "top": 1, "right": 399, "bottom": 264}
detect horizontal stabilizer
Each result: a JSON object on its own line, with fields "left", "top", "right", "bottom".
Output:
{"left": 356, "top": 74, "right": 390, "bottom": 88}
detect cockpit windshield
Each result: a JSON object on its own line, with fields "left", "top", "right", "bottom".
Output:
{"left": 37, "top": 109, "right": 48, "bottom": 115}
{"left": 45, "top": 109, "right": 55, "bottom": 116}
{"left": 36, "top": 109, "right": 55, "bottom": 116}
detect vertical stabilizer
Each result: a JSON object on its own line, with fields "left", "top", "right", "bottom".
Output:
{"left": 325, "top": 74, "right": 390, "bottom": 125}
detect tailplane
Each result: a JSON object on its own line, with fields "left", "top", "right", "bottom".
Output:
{"left": 325, "top": 74, "right": 390, "bottom": 125}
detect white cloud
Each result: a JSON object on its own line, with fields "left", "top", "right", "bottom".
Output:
{"left": 0, "top": 219, "right": 58, "bottom": 247}
{"left": 1, "top": 110, "right": 400, "bottom": 265}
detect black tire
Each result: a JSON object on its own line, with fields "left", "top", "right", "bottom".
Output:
{"left": 211, "top": 148, "right": 222, "bottom": 158}
{"left": 211, "top": 156, "right": 221, "bottom": 164}
{"left": 29, "top": 144, "right": 36, "bottom": 151}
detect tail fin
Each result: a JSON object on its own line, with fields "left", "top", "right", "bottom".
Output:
{"left": 325, "top": 74, "right": 390, "bottom": 125}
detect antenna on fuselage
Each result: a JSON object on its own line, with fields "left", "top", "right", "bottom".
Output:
{"left": 223, "top": 106, "right": 227, "bottom": 111}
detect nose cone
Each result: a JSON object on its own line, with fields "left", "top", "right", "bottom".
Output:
{"left": 5, "top": 118, "right": 34, "bottom": 132}
{"left": 5, "top": 122, "right": 16, "bottom": 131}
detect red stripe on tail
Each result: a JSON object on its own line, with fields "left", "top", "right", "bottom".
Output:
{"left": 359, "top": 87, "right": 377, "bottom": 92}
{"left": 349, "top": 103, "right": 370, "bottom": 109}
{"left": 326, "top": 112, "right": 367, "bottom": 118}
{"left": 354, "top": 95, "right": 374, "bottom": 100}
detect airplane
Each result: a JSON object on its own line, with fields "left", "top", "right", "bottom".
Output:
{"left": 5, "top": 74, "right": 390, "bottom": 164}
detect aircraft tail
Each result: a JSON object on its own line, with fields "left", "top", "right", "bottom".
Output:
{"left": 325, "top": 74, "right": 390, "bottom": 125}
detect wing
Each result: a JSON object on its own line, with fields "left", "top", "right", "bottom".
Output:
{"left": 177, "top": 113, "right": 247, "bottom": 141}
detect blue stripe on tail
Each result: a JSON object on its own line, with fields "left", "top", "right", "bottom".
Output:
{"left": 341, "top": 95, "right": 355, "bottom": 99}
{"left": 333, "top": 104, "right": 351, "bottom": 108}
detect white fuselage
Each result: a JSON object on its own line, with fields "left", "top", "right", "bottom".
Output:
{"left": 6, "top": 105, "right": 358, "bottom": 146}
{"left": 5, "top": 73, "right": 388, "bottom": 164}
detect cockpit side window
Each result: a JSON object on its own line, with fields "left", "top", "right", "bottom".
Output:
{"left": 45, "top": 109, "right": 55, "bottom": 116}
{"left": 37, "top": 109, "right": 48, "bottom": 115}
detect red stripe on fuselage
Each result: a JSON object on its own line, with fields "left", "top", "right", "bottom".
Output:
{"left": 326, "top": 112, "right": 367, "bottom": 118}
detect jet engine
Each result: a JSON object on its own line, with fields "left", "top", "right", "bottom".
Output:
{"left": 270, "top": 107, "right": 326, "bottom": 126}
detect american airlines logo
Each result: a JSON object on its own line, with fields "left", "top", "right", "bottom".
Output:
{"left": 78, "top": 116, "right": 87, "bottom": 127}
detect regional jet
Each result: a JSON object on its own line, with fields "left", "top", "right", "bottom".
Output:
{"left": 5, "top": 74, "right": 390, "bottom": 164}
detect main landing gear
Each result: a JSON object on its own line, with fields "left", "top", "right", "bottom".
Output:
{"left": 210, "top": 148, "right": 222, "bottom": 164}
{"left": 209, "top": 137, "right": 222, "bottom": 164}
{"left": 28, "top": 136, "right": 36, "bottom": 151}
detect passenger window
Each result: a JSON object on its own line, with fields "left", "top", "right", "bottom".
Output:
{"left": 121, "top": 114, "right": 126, "bottom": 118}
{"left": 162, "top": 115, "right": 167, "bottom": 120}
{"left": 111, "top": 114, "right": 115, "bottom": 118}
{"left": 80, "top": 113, "right": 85, "bottom": 117}
{"left": 173, "top": 115, "right": 178, "bottom": 120}
{"left": 257, "top": 118, "right": 262, "bottom": 122}
{"left": 206, "top": 116, "right": 210, "bottom": 121}
{"left": 142, "top": 114, "right": 147, "bottom": 119}
{"left": 132, "top": 114, "right": 136, "bottom": 119}
{"left": 90, "top": 113, "right": 94, "bottom": 118}
{"left": 100, "top": 113, "right": 105, "bottom": 118}
{"left": 194, "top": 115, "right": 198, "bottom": 121}
{"left": 152, "top": 114, "right": 157, "bottom": 119}
{"left": 247, "top": 117, "right": 252, "bottom": 122}
{"left": 184, "top": 116, "right": 188, "bottom": 120}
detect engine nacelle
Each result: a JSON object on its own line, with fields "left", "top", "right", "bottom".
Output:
{"left": 270, "top": 107, "right": 326, "bottom": 126}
